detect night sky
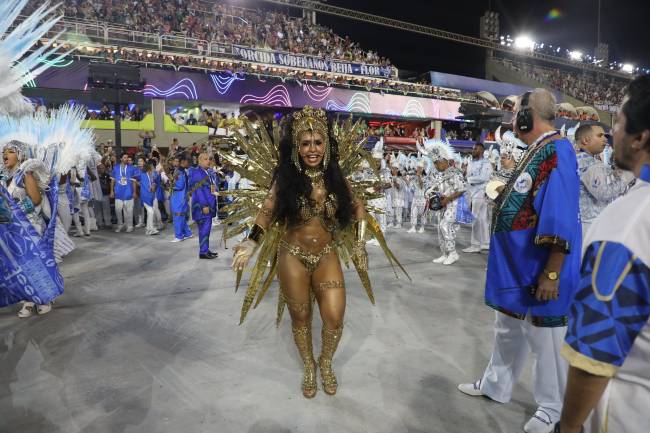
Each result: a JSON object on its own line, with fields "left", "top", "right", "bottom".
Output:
{"left": 285, "top": 0, "right": 650, "bottom": 79}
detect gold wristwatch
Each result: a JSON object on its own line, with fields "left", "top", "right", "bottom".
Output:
{"left": 544, "top": 269, "right": 559, "bottom": 281}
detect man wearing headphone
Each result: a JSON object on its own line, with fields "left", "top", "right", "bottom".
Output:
{"left": 458, "top": 88, "right": 582, "bottom": 433}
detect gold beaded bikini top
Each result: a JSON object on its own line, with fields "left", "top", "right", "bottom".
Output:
{"left": 296, "top": 193, "right": 338, "bottom": 231}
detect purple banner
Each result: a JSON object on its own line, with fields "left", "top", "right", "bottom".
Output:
{"left": 34, "top": 62, "right": 460, "bottom": 119}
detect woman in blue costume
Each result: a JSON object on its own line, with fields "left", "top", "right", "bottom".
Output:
{"left": 1, "top": 141, "right": 63, "bottom": 317}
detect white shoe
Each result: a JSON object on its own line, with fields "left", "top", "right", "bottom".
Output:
{"left": 523, "top": 409, "right": 557, "bottom": 433}
{"left": 417, "top": 227, "right": 424, "bottom": 233}
{"left": 149, "top": 229, "right": 160, "bottom": 235}
{"left": 37, "top": 303, "right": 53, "bottom": 315}
{"left": 442, "top": 251, "right": 459, "bottom": 265}
{"left": 462, "top": 246, "right": 481, "bottom": 253}
{"left": 366, "top": 239, "right": 380, "bottom": 246}
{"left": 17, "top": 302, "right": 35, "bottom": 318}
{"left": 481, "top": 244, "right": 490, "bottom": 251}
{"left": 73, "top": 231, "right": 83, "bottom": 237}
{"left": 184, "top": 234, "right": 194, "bottom": 239}
{"left": 114, "top": 225, "right": 124, "bottom": 233}
{"left": 407, "top": 227, "right": 416, "bottom": 233}
{"left": 135, "top": 222, "right": 145, "bottom": 228}
{"left": 170, "top": 237, "right": 184, "bottom": 243}
{"left": 125, "top": 227, "right": 134, "bottom": 233}
{"left": 432, "top": 255, "right": 447, "bottom": 264}
{"left": 395, "top": 224, "right": 402, "bottom": 229}
{"left": 457, "top": 380, "right": 484, "bottom": 397}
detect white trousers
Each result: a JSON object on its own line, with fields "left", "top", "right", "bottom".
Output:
{"left": 480, "top": 312, "right": 568, "bottom": 418}
{"left": 57, "top": 190, "right": 72, "bottom": 232}
{"left": 115, "top": 199, "right": 134, "bottom": 229}
{"left": 410, "top": 198, "right": 427, "bottom": 228}
{"left": 144, "top": 200, "right": 162, "bottom": 232}
{"left": 470, "top": 195, "right": 491, "bottom": 248}
{"left": 73, "top": 200, "right": 91, "bottom": 235}
{"left": 437, "top": 204, "right": 459, "bottom": 254}
{"left": 387, "top": 206, "right": 403, "bottom": 227}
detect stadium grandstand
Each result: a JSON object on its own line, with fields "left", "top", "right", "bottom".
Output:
{"left": 18, "top": 0, "right": 646, "bottom": 151}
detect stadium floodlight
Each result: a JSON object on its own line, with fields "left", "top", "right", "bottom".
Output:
{"left": 621, "top": 63, "right": 634, "bottom": 73}
{"left": 513, "top": 35, "right": 535, "bottom": 51}
{"left": 569, "top": 50, "right": 583, "bottom": 61}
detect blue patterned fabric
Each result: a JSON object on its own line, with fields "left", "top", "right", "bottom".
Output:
{"left": 0, "top": 179, "right": 64, "bottom": 307}
{"left": 486, "top": 137, "right": 582, "bottom": 325}
{"left": 455, "top": 194, "right": 474, "bottom": 224}
{"left": 565, "top": 241, "right": 650, "bottom": 372}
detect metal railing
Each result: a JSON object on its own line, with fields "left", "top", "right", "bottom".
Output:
{"left": 38, "top": 17, "right": 394, "bottom": 77}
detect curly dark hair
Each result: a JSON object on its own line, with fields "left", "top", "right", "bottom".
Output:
{"left": 273, "top": 116, "right": 354, "bottom": 228}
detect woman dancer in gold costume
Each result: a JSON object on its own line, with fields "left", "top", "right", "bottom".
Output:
{"left": 232, "top": 107, "right": 368, "bottom": 398}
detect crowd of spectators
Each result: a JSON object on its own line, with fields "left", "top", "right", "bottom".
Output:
{"left": 82, "top": 103, "right": 148, "bottom": 121}
{"left": 27, "top": 0, "right": 390, "bottom": 67}
{"left": 500, "top": 59, "right": 629, "bottom": 108}
{"left": 60, "top": 44, "right": 468, "bottom": 101}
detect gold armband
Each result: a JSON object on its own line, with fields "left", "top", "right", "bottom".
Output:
{"left": 248, "top": 224, "right": 266, "bottom": 243}
{"left": 354, "top": 219, "right": 367, "bottom": 243}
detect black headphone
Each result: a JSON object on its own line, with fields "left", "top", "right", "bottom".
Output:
{"left": 516, "top": 91, "right": 534, "bottom": 133}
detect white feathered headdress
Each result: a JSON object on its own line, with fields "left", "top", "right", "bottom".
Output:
{"left": 495, "top": 126, "right": 525, "bottom": 163}
{"left": 0, "top": 0, "right": 67, "bottom": 117}
{"left": 371, "top": 137, "right": 384, "bottom": 159}
{"left": 0, "top": 105, "right": 95, "bottom": 184}
{"left": 416, "top": 138, "right": 457, "bottom": 162}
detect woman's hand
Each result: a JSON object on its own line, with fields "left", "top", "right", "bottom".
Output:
{"left": 232, "top": 239, "right": 257, "bottom": 272}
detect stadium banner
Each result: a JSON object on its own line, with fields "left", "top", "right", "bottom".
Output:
{"left": 233, "top": 46, "right": 393, "bottom": 78}
{"left": 33, "top": 61, "right": 460, "bottom": 119}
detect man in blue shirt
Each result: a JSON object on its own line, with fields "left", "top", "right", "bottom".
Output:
{"left": 188, "top": 153, "right": 218, "bottom": 259}
{"left": 458, "top": 89, "right": 582, "bottom": 433}
{"left": 170, "top": 155, "right": 192, "bottom": 242}
{"left": 110, "top": 153, "right": 138, "bottom": 233}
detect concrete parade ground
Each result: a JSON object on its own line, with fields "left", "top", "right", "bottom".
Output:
{"left": 1, "top": 223, "right": 540, "bottom": 433}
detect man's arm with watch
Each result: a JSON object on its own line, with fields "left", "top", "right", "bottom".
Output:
{"left": 536, "top": 245, "right": 565, "bottom": 301}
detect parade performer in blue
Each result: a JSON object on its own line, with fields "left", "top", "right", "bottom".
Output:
{"left": 170, "top": 155, "right": 192, "bottom": 242}
{"left": 458, "top": 89, "right": 582, "bottom": 433}
{"left": 139, "top": 159, "right": 162, "bottom": 235}
{"left": 188, "top": 152, "right": 218, "bottom": 259}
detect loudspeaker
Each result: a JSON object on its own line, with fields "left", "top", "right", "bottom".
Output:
{"left": 515, "top": 91, "right": 533, "bottom": 133}
{"left": 88, "top": 62, "right": 144, "bottom": 90}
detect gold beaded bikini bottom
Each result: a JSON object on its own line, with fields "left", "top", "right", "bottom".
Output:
{"left": 279, "top": 240, "right": 335, "bottom": 274}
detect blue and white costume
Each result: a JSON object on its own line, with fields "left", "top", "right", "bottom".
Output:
{"left": 466, "top": 156, "right": 493, "bottom": 249}
{"left": 562, "top": 164, "right": 650, "bottom": 433}
{"left": 576, "top": 151, "right": 634, "bottom": 237}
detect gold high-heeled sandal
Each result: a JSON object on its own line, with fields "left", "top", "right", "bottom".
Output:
{"left": 318, "top": 325, "right": 343, "bottom": 395}
{"left": 292, "top": 325, "right": 317, "bottom": 398}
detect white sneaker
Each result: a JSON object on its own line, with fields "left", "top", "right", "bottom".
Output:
{"left": 37, "top": 303, "right": 53, "bottom": 315}
{"left": 184, "top": 234, "right": 194, "bottom": 239}
{"left": 417, "top": 227, "right": 424, "bottom": 233}
{"left": 523, "top": 409, "right": 557, "bottom": 433}
{"left": 149, "top": 229, "right": 160, "bottom": 235}
{"left": 407, "top": 227, "right": 416, "bottom": 233}
{"left": 442, "top": 251, "right": 459, "bottom": 265}
{"left": 481, "top": 244, "right": 490, "bottom": 251}
{"left": 114, "top": 225, "right": 124, "bottom": 233}
{"left": 73, "top": 231, "right": 83, "bottom": 237}
{"left": 457, "top": 380, "right": 483, "bottom": 397}
{"left": 366, "top": 239, "right": 380, "bottom": 247}
{"left": 432, "top": 255, "right": 447, "bottom": 264}
{"left": 125, "top": 227, "right": 134, "bottom": 233}
{"left": 135, "top": 222, "right": 145, "bottom": 228}
{"left": 17, "top": 302, "right": 35, "bottom": 318}
{"left": 462, "top": 246, "right": 481, "bottom": 253}
{"left": 170, "top": 237, "right": 184, "bottom": 243}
